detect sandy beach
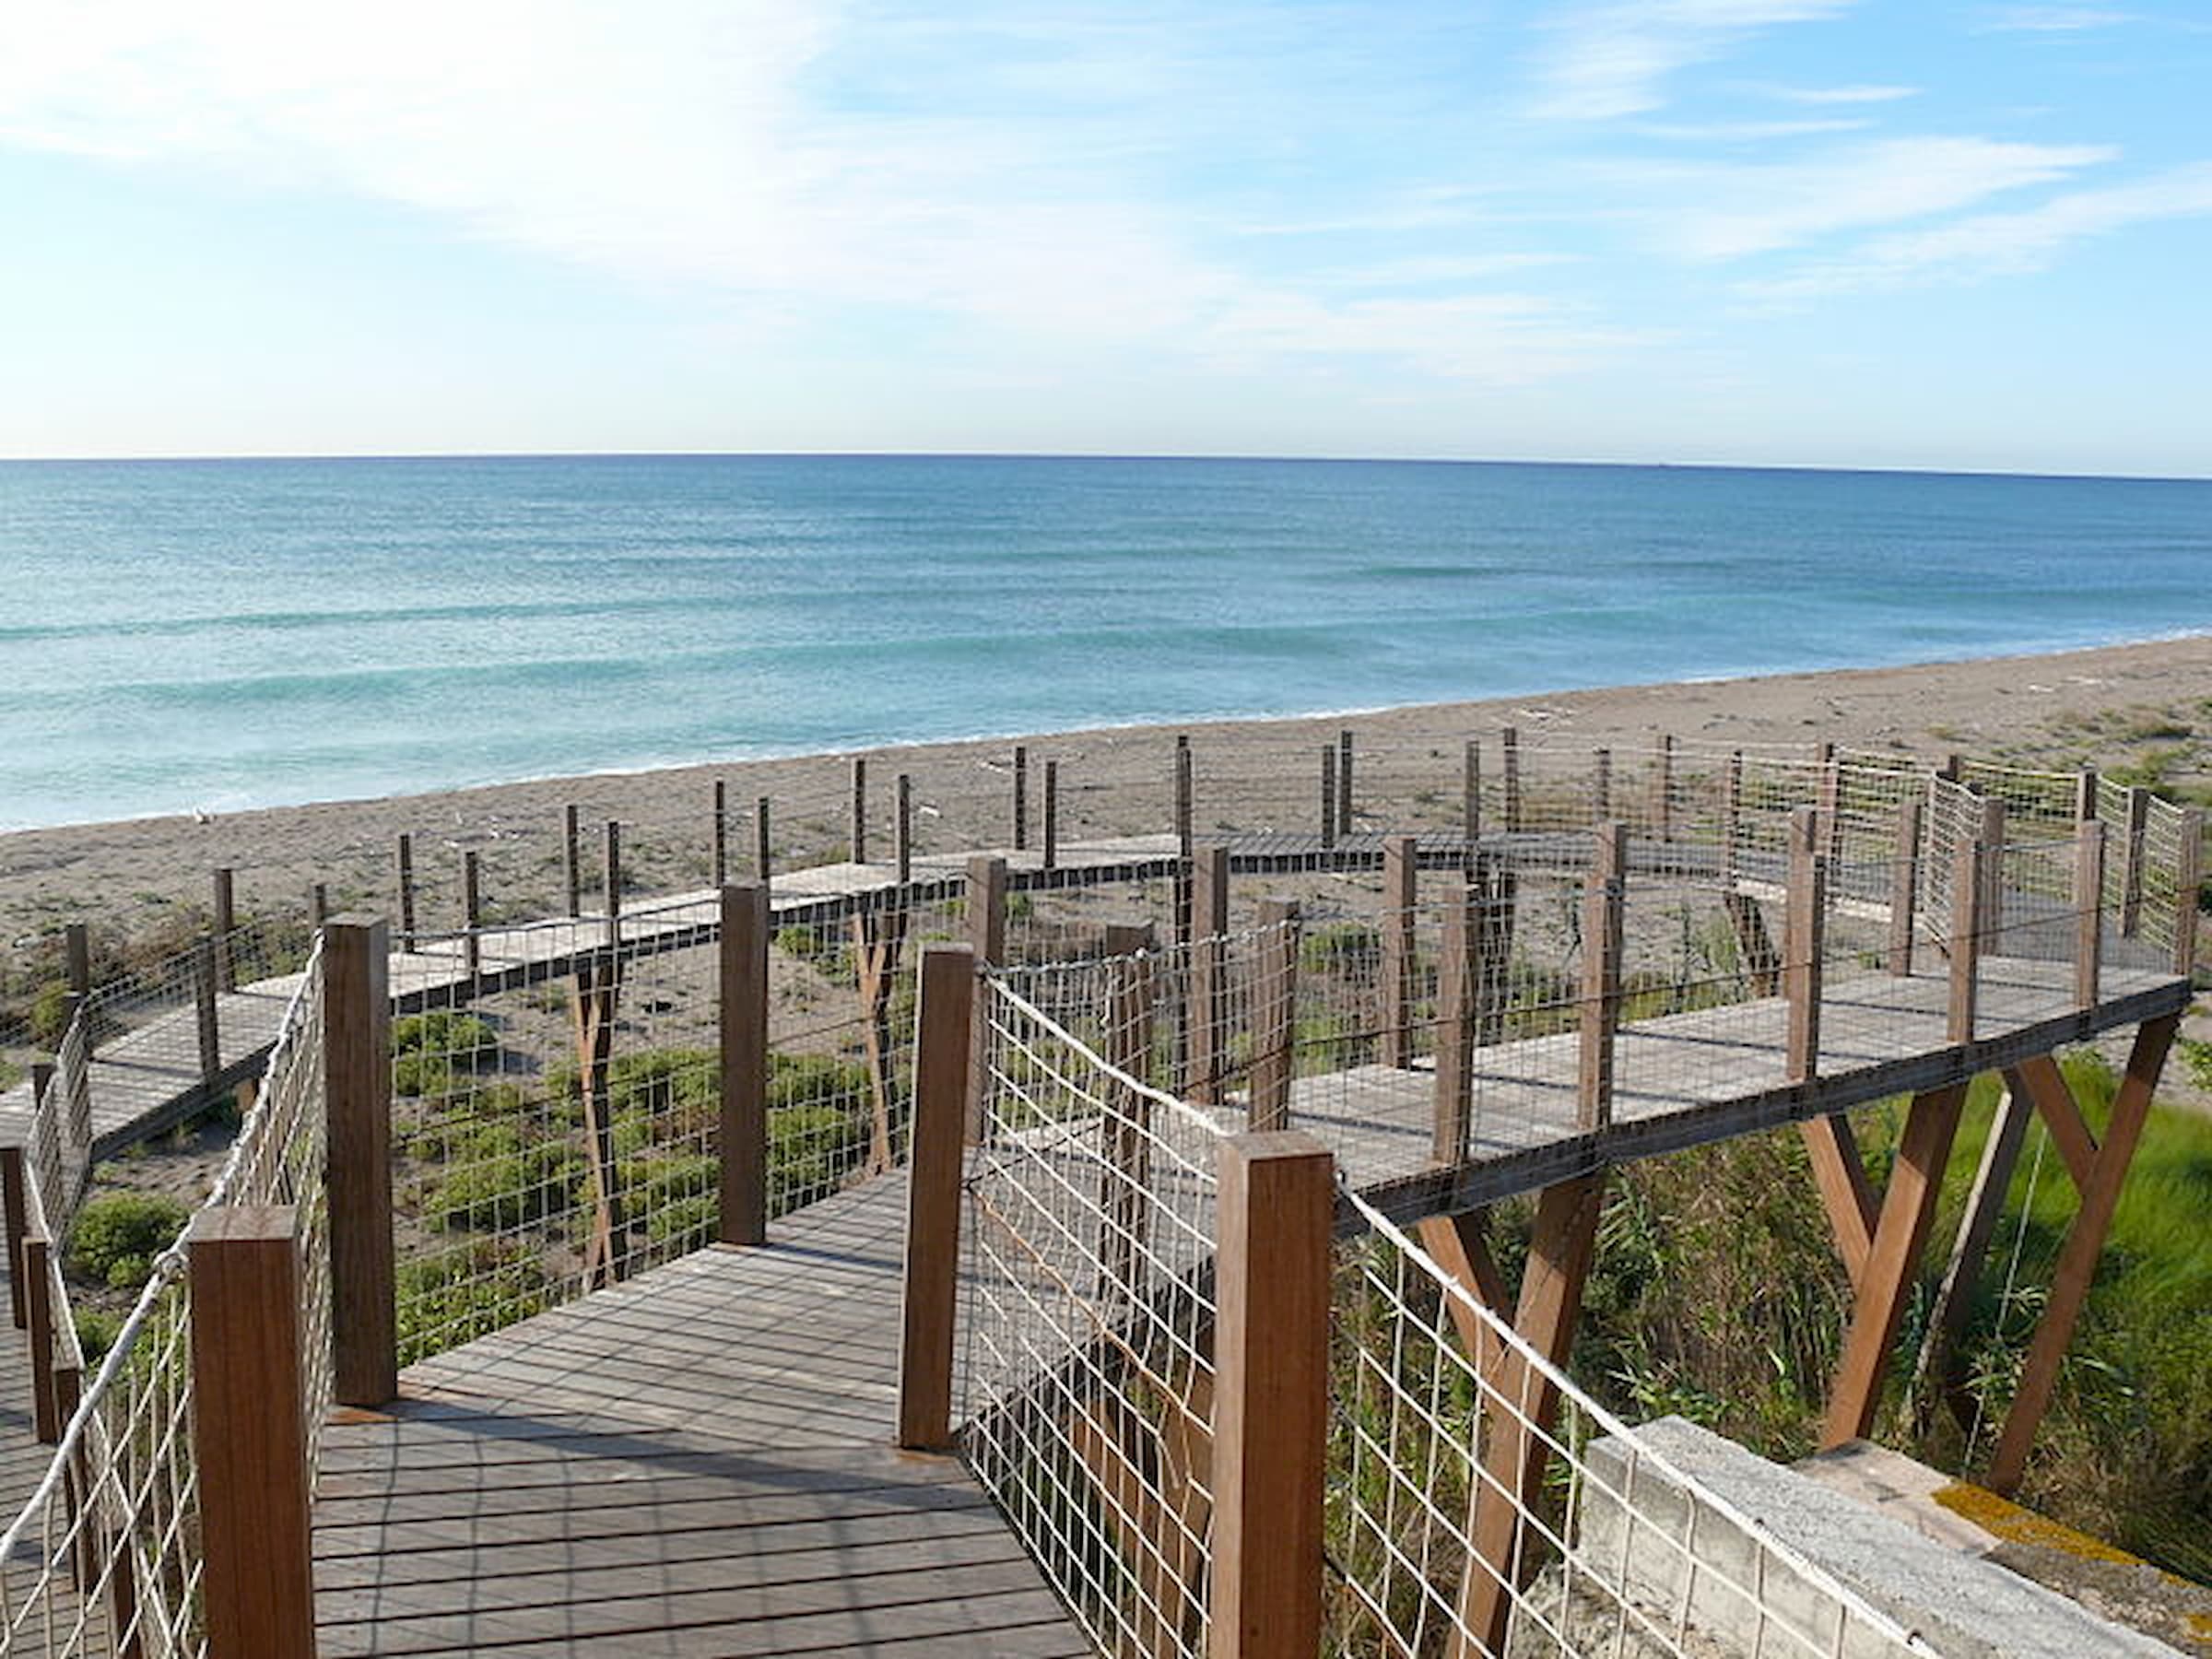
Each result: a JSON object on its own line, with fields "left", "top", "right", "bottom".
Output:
{"left": 5, "top": 633, "right": 2208, "bottom": 960}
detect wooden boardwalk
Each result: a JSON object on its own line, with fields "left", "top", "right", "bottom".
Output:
{"left": 312, "top": 1178, "right": 1095, "bottom": 1658}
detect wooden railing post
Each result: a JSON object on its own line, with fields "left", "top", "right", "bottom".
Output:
{"left": 1, "top": 1145, "right": 25, "bottom": 1329}
{"left": 755, "top": 795, "right": 773, "bottom": 884}
{"left": 563, "top": 803, "right": 582, "bottom": 917}
{"left": 1949, "top": 838, "right": 1985, "bottom": 1044}
{"left": 310, "top": 883, "right": 328, "bottom": 929}
{"left": 1100, "top": 923, "right": 1157, "bottom": 1296}
{"left": 1042, "top": 759, "right": 1060, "bottom": 870}
{"left": 1591, "top": 747, "right": 1611, "bottom": 823}
{"left": 194, "top": 935, "right": 221, "bottom": 1087}
{"left": 1012, "top": 745, "right": 1029, "bottom": 851}
{"left": 1336, "top": 728, "right": 1354, "bottom": 831}
{"left": 1980, "top": 795, "right": 2007, "bottom": 947}
{"left": 2174, "top": 808, "right": 2204, "bottom": 975}
{"left": 2075, "top": 767, "right": 2099, "bottom": 825}
{"left": 1249, "top": 899, "right": 1300, "bottom": 1132}
{"left": 1211, "top": 1130, "right": 1331, "bottom": 1659}
{"left": 395, "top": 832, "right": 417, "bottom": 950}
{"left": 1433, "top": 881, "right": 1477, "bottom": 1166}
{"left": 1462, "top": 739, "right": 1481, "bottom": 854}
{"left": 1188, "top": 845, "right": 1230, "bottom": 1103}
{"left": 1382, "top": 834, "right": 1418, "bottom": 1070}
{"left": 2075, "top": 820, "right": 2106, "bottom": 1007}
{"left": 1816, "top": 741, "right": 1842, "bottom": 865}
{"left": 1888, "top": 797, "right": 1922, "bottom": 976}
{"left": 462, "top": 849, "right": 482, "bottom": 979}
{"left": 1784, "top": 807, "right": 1827, "bottom": 1084}
{"left": 1174, "top": 735, "right": 1194, "bottom": 857}
{"left": 1577, "top": 823, "right": 1627, "bottom": 1130}
{"left": 65, "top": 921, "right": 90, "bottom": 1007}
{"left": 1319, "top": 746, "right": 1337, "bottom": 849}
{"left": 899, "top": 945, "right": 974, "bottom": 1451}
{"left": 895, "top": 773, "right": 913, "bottom": 886}
{"left": 573, "top": 954, "right": 625, "bottom": 1286}
{"left": 964, "top": 856, "right": 1008, "bottom": 1143}
{"left": 189, "top": 1206, "right": 316, "bottom": 1659}
{"left": 212, "top": 867, "right": 236, "bottom": 991}
{"left": 1721, "top": 750, "right": 1744, "bottom": 888}
{"left": 719, "top": 884, "right": 770, "bottom": 1246}
{"left": 1501, "top": 726, "right": 1523, "bottom": 834}
{"left": 2120, "top": 785, "right": 2149, "bottom": 937}
{"left": 24, "top": 1230, "right": 58, "bottom": 1441}
{"left": 603, "top": 818, "right": 623, "bottom": 927}
{"left": 851, "top": 757, "right": 869, "bottom": 865}
{"left": 712, "top": 780, "right": 728, "bottom": 888}
{"left": 1653, "top": 734, "right": 1675, "bottom": 842}
{"left": 325, "top": 915, "right": 395, "bottom": 1406}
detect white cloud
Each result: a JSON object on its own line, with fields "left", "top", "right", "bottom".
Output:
{"left": 1206, "top": 291, "right": 1660, "bottom": 384}
{"left": 1637, "top": 116, "right": 1873, "bottom": 140}
{"left": 1744, "top": 160, "right": 2212, "bottom": 296}
{"left": 1978, "top": 6, "right": 2136, "bottom": 31}
{"left": 1758, "top": 82, "right": 1920, "bottom": 104}
{"left": 1531, "top": 1, "right": 1852, "bottom": 121}
{"left": 1641, "top": 135, "right": 2114, "bottom": 258}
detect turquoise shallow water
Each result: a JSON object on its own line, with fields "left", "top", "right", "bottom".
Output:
{"left": 1, "top": 453, "right": 2206, "bottom": 830}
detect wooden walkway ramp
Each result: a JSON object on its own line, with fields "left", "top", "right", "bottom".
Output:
{"left": 312, "top": 1177, "right": 1094, "bottom": 1659}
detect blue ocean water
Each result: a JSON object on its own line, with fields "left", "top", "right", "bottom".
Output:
{"left": 1, "top": 453, "right": 2206, "bottom": 830}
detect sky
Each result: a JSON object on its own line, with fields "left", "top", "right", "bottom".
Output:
{"left": 1, "top": 2, "right": 2208, "bottom": 477}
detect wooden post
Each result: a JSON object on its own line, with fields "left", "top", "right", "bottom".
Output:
{"left": 719, "top": 884, "right": 770, "bottom": 1247}
{"left": 1501, "top": 726, "right": 1523, "bottom": 835}
{"left": 1914, "top": 1074, "right": 2034, "bottom": 1430}
{"left": 1461, "top": 1172, "right": 1606, "bottom": 1653}
{"left": 395, "top": 832, "right": 416, "bottom": 949}
{"left": 1174, "top": 735, "right": 1194, "bottom": 856}
{"left": 1721, "top": 750, "right": 1744, "bottom": 888}
{"left": 212, "top": 867, "right": 236, "bottom": 991}
{"left": 462, "top": 849, "right": 482, "bottom": 979}
{"left": 1577, "top": 823, "right": 1626, "bottom": 1131}
{"left": 1819, "top": 1083, "right": 1967, "bottom": 1449}
{"left": 899, "top": 945, "right": 974, "bottom": 1451}
{"left": 1100, "top": 923, "right": 1157, "bottom": 1298}
{"left": 895, "top": 773, "right": 913, "bottom": 886}
{"left": 1462, "top": 739, "right": 1481, "bottom": 852}
{"left": 2120, "top": 785, "right": 2149, "bottom": 937}
{"left": 572, "top": 955, "right": 625, "bottom": 1287}
{"left": 1249, "top": 898, "right": 1300, "bottom": 1132}
{"left": 1591, "top": 747, "right": 1611, "bottom": 823}
{"left": 1980, "top": 795, "right": 2008, "bottom": 947}
{"left": 755, "top": 795, "right": 773, "bottom": 884}
{"left": 1653, "top": 734, "right": 1675, "bottom": 841}
{"left": 1337, "top": 727, "right": 1354, "bottom": 831}
{"left": 1987, "top": 1014, "right": 2177, "bottom": 1493}
{"left": 563, "top": 802, "right": 581, "bottom": 916}
{"left": 188, "top": 1206, "right": 316, "bottom": 1659}
{"left": 1815, "top": 741, "right": 1841, "bottom": 866}
{"left": 2075, "top": 819, "right": 2105, "bottom": 1007}
{"left": 1211, "top": 1131, "right": 1331, "bottom": 1659}
{"left": 851, "top": 757, "right": 869, "bottom": 864}
{"left": 194, "top": 935, "right": 221, "bottom": 1086}
{"left": 853, "top": 907, "right": 909, "bottom": 1174}
{"left": 310, "top": 883, "right": 328, "bottom": 929}
{"left": 2075, "top": 767, "right": 2099, "bottom": 824}
{"left": 324, "top": 916, "right": 395, "bottom": 1407}
{"left": 1432, "top": 881, "right": 1477, "bottom": 1166}
{"left": 712, "top": 780, "right": 728, "bottom": 888}
{"left": 1888, "top": 797, "right": 1922, "bottom": 976}
{"left": 1, "top": 1145, "right": 25, "bottom": 1329}
{"left": 1381, "top": 834, "right": 1418, "bottom": 1070}
{"left": 603, "top": 819, "right": 622, "bottom": 929}
{"left": 1949, "top": 838, "right": 1984, "bottom": 1044}
{"left": 1189, "top": 845, "right": 1230, "bottom": 1103}
{"left": 2174, "top": 808, "right": 2204, "bottom": 974}
{"left": 1800, "top": 1114, "right": 1877, "bottom": 1287}
{"left": 1784, "top": 807, "right": 1826, "bottom": 1085}
{"left": 964, "top": 856, "right": 1008, "bottom": 1142}
{"left": 1319, "top": 746, "right": 1337, "bottom": 849}
{"left": 1012, "top": 745, "right": 1029, "bottom": 851}
{"left": 65, "top": 920, "right": 90, "bottom": 1006}
{"left": 1042, "top": 759, "right": 1060, "bottom": 870}
{"left": 24, "top": 1230, "right": 57, "bottom": 1442}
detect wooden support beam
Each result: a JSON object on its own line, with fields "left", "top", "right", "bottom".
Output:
{"left": 1042, "top": 759, "right": 1060, "bottom": 870}
{"left": 719, "top": 884, "right": 770, "bottom": 1247}
{"left": 462, "top": 848, "right": 482, "bottom": 979}
{"left": 1249, "top": 898, "right": 1300, "bottom": 1133}
{"left": 563, "top": 804, "right": 581, "bottom": 916}
{"left": 1577, "top": 822, "right": 1627, "bottom": 1131}
{"left": 212, "top": 867, "right": 236, "bottom": 992}
{"left": 1188, "top": 845, "right": 1230, "bottom": 1104}
{"left": 1914, "top": 1074, "right": 2033, "bottom": 1430}
{"left": 852, "top": 905, "right": 909, "bottom": 1175}
{"left": 571, "top": 954, "right": 625, "bottom": 1288}
{"left": 712, "top": 780, "right": 728, "bottom": 888}
{"left": 1100, "top": 923, "right": 1157, "bottom": 1298}
{"left": 2011, "top": 1053, "right": 2098, "bottom": 1195}
{"left": 1784, "top": 807, "right": 1827, "bottom": 1085}
{"left": 1319, "top": 746, "right": 1337, "bottom": 849}
{"left": 1888, "top": 797, "right": 1923, "bottom": 977}
{"left": 2074, "top": 819, "right": 2105, "bottom": 1007}
{"left": 2119, "top": 785, "right": 2149, "bottom": 938}
{"left": 1799, "top": 1113, "right": 1877, "bottom": 1287}
{"left": 396, "top": 831, "right": 417, "bottom": 949}
{"left": 1418, "top": 1209, "right": 1510, "bottom": 1382}
{"left": 964, "top": 855, "right": 1007, "bottom": 1142}
{"left": 850, "top": 756, "right": 868, "bottom": 865}
{"left": 188, "top": 1206, "right": 316, "bottom": 1659}
{"left": 899, "top": 945, "right": 974, "bottom": 1451}
{"left": 1432, "top": 882, "right": 1477, "bottom": 1167}
{"left": 1211, "top": 1131, "right": 1332, "bottom": 1659}
{"left": 24, "top": 1230, "right": 57, "bottom": 1442}
{"left": 1500, "top": 726, "right": 1523, "bottom": 835}
{"left": 1381, "top": 834, "right": 1418, "bottom": 1070}
{"left": 1011, "top": 745, "right": 1029, "bottom": 851}
{"left": 1337, "top": 728, "right": 1354, "bottom": 831}
{"left": 1948, "top": 838, "right": 1985, "bottom": 1044}
{"left": 194, "top": 935, "right": 221, "bottom": 1086}
{"left": 1461, "top": 1172, "right": 1606, "bottom": 1655}
{"left": 1819, "top": 1082, "right": 1968, "bottom": 1449}
{"left": 325, "top": 916, "right": 395, "bottom": 1407}
{"left": 0, "top": 1144, "right": 25, "bottom": 1330}
{"left": 1989, "top": 1014, "right": 2178, "bottom": 1494}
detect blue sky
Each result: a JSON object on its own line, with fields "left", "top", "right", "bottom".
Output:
{"left": 2, "top": 2, "right": 2207, "bottom": 475}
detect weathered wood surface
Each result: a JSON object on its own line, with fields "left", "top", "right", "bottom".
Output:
{"left": 313, "top": 1180, "right": 1094, "bottom": 1658}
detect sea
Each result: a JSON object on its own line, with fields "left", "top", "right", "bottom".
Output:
{"left": 1, "top": 453, "right": 2206, "bottom": 831}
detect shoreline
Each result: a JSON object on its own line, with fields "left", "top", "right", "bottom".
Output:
{"left": 6, "top": 632, "right": 2209, "bottom": 949}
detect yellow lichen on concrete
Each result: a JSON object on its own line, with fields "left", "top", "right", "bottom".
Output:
{"left": 1931, "top": 1480, "right": 2143, "bottom": 1568}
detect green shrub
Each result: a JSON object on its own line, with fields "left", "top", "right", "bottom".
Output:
{"left": 75, "top": 1308, "right": 124, "bottom": 1365}
{"left": 1300, "top": 921, "right": 1381, "bottom": 982}
{"left": 392, "top": 1010, "right": 500, "bottom": 1068}
{"left": 773, "top": 924, "right": 857, "bottom": 986}
{"left": 68, "top": 1194, "right": 189, "bottom": 1291}
{"left": 396, "top": 1244, "right": 549, "bottom": 1363}
{"left": 770, "top": 1052, "right": 870, "bottom": 1112}
{"left": 29, "top": 981, "right": 74, "bottom": 1046}
{"left": 393, "top": 1051, "right": 455, "bottom": 1100}
{"left": 770, "top": 1102, "right": 868, "bottom": 1209}
{"left": 421, "top": 1141, "right": 583, "bottom": 1232}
